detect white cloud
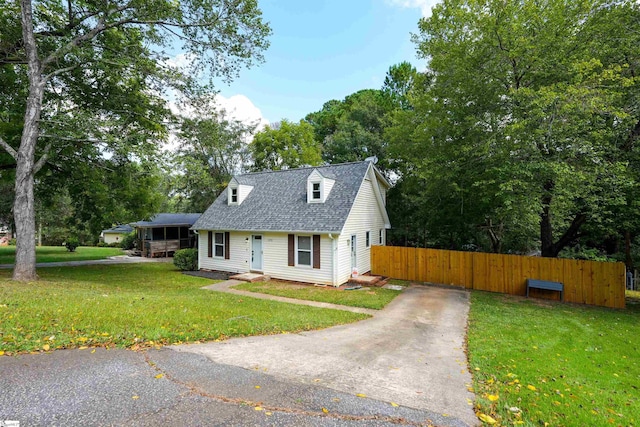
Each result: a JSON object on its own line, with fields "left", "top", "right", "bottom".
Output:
{"left": 164, "top": 53, "right": 195, "bottom": 70}
{"left": 214, "top": 94, "right": 270, "bottom": 130}
{"left": 163, "top": 93, "right": 268, "bottom": 152}
{"left": 386, "top": 0, "right": 440, "bottom": 17}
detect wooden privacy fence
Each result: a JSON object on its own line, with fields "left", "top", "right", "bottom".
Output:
{"left": 371, "top": 246, "right": 626, "bottom": 309}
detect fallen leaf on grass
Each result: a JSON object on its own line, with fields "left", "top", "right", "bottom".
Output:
{"left": 42, "top": 344, "right": 50, "bottom": 351}
{"left": 527, "top": 385, "right": 537, "bottom": 391}
{"left": 486, "top": 394, "right": 499, "bottom": 402}
{"left": 0, "top": 351, "right": 4, "bottom": 356}
{"left": 478, "top": 413, "right": 496, "bottom": 424}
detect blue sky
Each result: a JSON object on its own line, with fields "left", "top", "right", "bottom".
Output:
{"left": 209, "top": 0, "right": 436, "bottom": 127}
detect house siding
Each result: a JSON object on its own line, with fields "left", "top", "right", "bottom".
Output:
{"left": 338, "top": 171, "right": 387, "bottom": 284}
{"left": 198, "top": 231, "right": 335, "bottom": 285}
{"left": 103, "top": 233, "right": 125, "bottom": 244}
{"left": 198, "top": 231, "right": 250, "bottom": 273}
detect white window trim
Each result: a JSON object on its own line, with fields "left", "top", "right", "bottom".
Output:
{"left": 295, "top": 234, "right": 313, "bottom": 267}
{"left": 311, "top": 182, "right": 321, "bottom": 200}
{"left": 231, "top": 188, "right": 238, "bottom": 203}
{"left": 214, "top": 232, "right": 225, "bottom": 258}
{"left": 308, "top": 180, "right": 323, "bottom": 203}
{"left": 379, "top": 229, "right": 384, "bottom": 245}
{"left": 366, "top": 231, "right": 371, "bottom": 248}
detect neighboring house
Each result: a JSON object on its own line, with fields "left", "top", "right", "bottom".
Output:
{"left": 100, "top": 224, "right": 133, "bottom": 244}
{"left": 131, "top": 213, "right": 201, "bottom": 257}
{"left": 191, "top": 161, "right": 391, "bottom": 286}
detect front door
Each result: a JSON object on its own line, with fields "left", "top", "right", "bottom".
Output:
{"left": 251, "top": 235, "right": 263, "bottom": 271}
{"left": 350, "top": 234, "right": 357, "bottom": 271}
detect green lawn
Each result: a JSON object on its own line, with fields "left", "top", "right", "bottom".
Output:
{"left": 0, "top": 246, "right": 123, "bottom": 264}
{"left": 233, "top": 281, "right": 401, "bottom": 310}
{"left": 0, "top": 264, "right": 368, "bottom": 354}
{"left": 467, "top": 291, "right": 640, "bottom": 426}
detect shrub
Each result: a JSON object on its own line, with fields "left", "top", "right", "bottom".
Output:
{"left": 173, "top": 248, "right": 198, "bottom": 271}
{"left": 65, "top": 237, "right": 79, "bottom": 252}
{"left": 96, "top": 242, "right": 108, "bottom": 247}
{"left": 120, "top": 232, "right": 137, "bottom": 250}
{"left": 8, "top": 238, "right": 16, "bottom": 246}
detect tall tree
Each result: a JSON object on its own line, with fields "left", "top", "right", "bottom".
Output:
{"left": 306, "top": 89, "right": 394, "bottom": 172}
{"left": 382, "top": 61, "right": 417, "bottom": 110}
{"left": 390, "top": 0, "right": 640, "bottom": 256}
{"left": 249, "top": 119, "right": 321, "bottom": 171}
{"left": 0, "top": 0, "right": 271, "bottom": 280}
{"left": 170, "top": 96, "right": 256, "bottom": 212}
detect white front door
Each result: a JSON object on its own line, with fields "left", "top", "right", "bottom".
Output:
{"left": 350, "top": 234, "right": 357, "bottom": 271}
{"left": 251, "top": 235, "right": 263, "bottom": 271}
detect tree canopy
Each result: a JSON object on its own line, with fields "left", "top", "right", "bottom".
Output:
{"left": 249, "top": 119, "right": 321, "bottom": 171}
{"left": 0, "top": 0, "right": 271, "bottom": 280}
{"left": 387, "top": 0, "right": 640, "bottom": 256}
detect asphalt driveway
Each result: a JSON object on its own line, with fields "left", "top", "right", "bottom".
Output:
{"left": 175, "top": 285, "right": 477, "bottom": 426}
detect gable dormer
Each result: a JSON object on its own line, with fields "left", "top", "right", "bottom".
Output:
{"left": 307, "top": 169, "right": 335, "bottom": 204}
{"left": 227, "top": 178, "right": 253, "bottom": 206}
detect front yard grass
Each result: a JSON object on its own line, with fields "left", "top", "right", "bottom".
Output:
{"left": 0, "top": 264, "right": 368, "bottom": 354}
{"left": 233, "top": 281, "right": 401, "bottom": 309}
{"left": 0, "top": 246, "right": 123, "bottom": 264}
{"left": 467, "top": 290, "right": 640, "bottom": 426}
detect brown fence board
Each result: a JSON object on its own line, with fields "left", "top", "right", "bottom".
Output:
{"left": 370, "top": 246, "right": 625, "bottom": 309}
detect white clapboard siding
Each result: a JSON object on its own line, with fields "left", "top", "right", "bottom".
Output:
{"left": 198, "top": 231, "right": 251, "bottom": 273}
{"left": 261, "top": 232, "right": 334, "bottom": 285}
{"left": 338, "top": 169, "right": 387, "bottom": 283}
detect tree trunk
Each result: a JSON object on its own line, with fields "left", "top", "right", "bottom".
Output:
{"left": 625, "top": 229, "right": 632, "bottom": 268}
{"left": 540, "top": 180, "right": 555, "bottom": 257}
{"left": 13, "top": 0, "right": 43, "bottom": 281}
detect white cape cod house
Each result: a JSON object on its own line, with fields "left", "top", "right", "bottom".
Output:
{"left": 191, "top": 161, "right": 391, "bottom": 286}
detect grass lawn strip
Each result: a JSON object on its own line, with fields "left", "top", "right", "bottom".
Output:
{"left": 0, "top": 263, "right": 368, "bottom": 354}
{"left": 0, "top": 246, "right": 123, "bottom": 264}
{"left": 233, "top": 281, "right": 401, "bottom": 310}
{"left": 467, "top": 291, "right": 640, "bottom": 426}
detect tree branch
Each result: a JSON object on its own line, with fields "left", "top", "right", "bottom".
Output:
{"left": 33, "top": 142, "right": 53, "bottom": 174}
{"left": 43, "top": 64, "right": 78, "bottom": 82}
{"left": 552, "top": 213, "right": 588, "bottom": 256}
{"left": 0, "top": 136, "right": 18, "bottom": 159}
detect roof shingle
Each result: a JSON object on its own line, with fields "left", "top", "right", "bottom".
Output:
{"left": 192, "top": 162, "right": 372, "bottom": 233}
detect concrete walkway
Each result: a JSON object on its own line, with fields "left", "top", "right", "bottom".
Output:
{"left": 202, "top": 280, "right": 378, "bottom": 316}
{"left": 176, "top": 285, "right": 478, "bottom": 426}
{"left": 0, "top": 255, "right": 170, "bottom": 269}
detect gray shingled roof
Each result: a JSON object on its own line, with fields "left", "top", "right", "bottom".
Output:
{"left": 102, "top": 224, "right": 133, "bottom": 234}
{"left": 131, "top": 213, "right": 201, "bottom": 228}
{"left": 192, "top": 161, "right": 373, "bottom": 233}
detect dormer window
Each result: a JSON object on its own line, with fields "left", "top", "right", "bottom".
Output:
{"left": 307, "top": 169, "right": 335, "bottom": 204}
{"left": 227, "top": 178, "right": 253, "bottom": 206}
{"left": 312, "top": 182, "right": 321, "bottom": 200}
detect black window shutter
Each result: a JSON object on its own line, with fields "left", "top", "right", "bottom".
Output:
{"left": 207, "top": 231, "right": 212, "bottom": 258}
{"left": 224, "top": 232, "right": 230, "bottom": 260}
{"left": 313, "top": 235, "right": 320, "bottom": 269}
{"left": 288, "top": 234, "right": 295, "bottom": 266}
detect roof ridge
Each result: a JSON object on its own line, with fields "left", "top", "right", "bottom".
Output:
{"left": 236, "top": 161, "right": 369, "bottom": 178}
